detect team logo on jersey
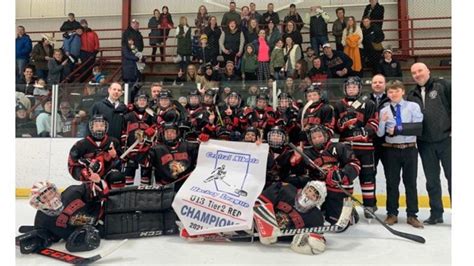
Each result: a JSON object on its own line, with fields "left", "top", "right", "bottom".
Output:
{"left": 69, "top": 213, "right": 95, "bottom": 226}
{"left": 429, "top": 90, "right": 438, "bottom": 99}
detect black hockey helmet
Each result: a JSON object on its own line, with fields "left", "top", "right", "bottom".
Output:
{"left": 243, "top": 126, "right": 259, "bottom": 142}
{"left": 344, "top": 76, "right": 362, "bottom": 100}
{"left": 159, "top": 90, "right": 173, "bottom": 99}
{"left": 267, "top": 126, "right": 287, "bottom": 149}
{"left": 162, "top": 122, "right": 179, "bottom": 146}
{"left": 88, "top": 114, "right": 108, "bottom": 140}
{"left": 187, "top": 89, "right": 202, "bottom": 108}
{"left": 278, "top": 92, "right": 293, "bottom": 100}
{"left": 307, "top": 124, "right": 330, "bottom": 150}
{"left": 226, "top": 91, "right": 241, "bottom": 107}
{"left": 256, "top": 93, "right": 270, "bottom": 102}
{"left": 304, "top": 85, "right": 321, "bottom": 97}
{"left": 134, "top": 91, "right": 149, "bottom": 112}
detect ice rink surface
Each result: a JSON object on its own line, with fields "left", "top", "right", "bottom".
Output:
{"left": 15, "top": 199, "right": 451, "bottom": 265}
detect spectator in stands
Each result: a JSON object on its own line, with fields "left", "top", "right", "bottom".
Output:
{"left": 76, "top": 84, "right": 103, "bottom": 137}
{"left": 270, "top": 39, "right": 285, "bottom": 80}
{"left": 219, "top": 20, "right": 245, "bottom": 65}
{"left": 308, "top": 5, "right": 330, "bottom": 53}
{"left": 59, "top": 13, "right": 81, "bottom": 32}
{"left": 33, "top": 78, "right": 49, "bottom": 97}
{"left": 16, "top": 65, "right": 36, "bottom": 95}
{"left": 321, "top": 43, "right": 353, "bottom": 78}
{"left": 58, "top": 101, "right": 75, "bottom": 137}
{"left": 283, "top": 4, "right": 304, "bottom": 32}
{"left": 260, "top": 3, "right": 280, "bottom": 28}
{"left": 307, "top": 57, "right": 330, "bottom": 84}
{"left": 195, "top": 34, "right": 212, "bottom": 65}
{"left": 176, "top": 16, "right": 193, "bottom": 71}
{"left": 31, "top": 34, "right": 54, "bottom": 80}
{"left": 244, "top": 18, "right": 259, "bottom": 46}
{"left": 303, "top": 47, "right": 316, "bottom": 70}
{"left": 122, "top": 38, "right": 141, "bottom": 84}
{"left": 292, "top": 59, "right": 308, "bottom": 80}
{"left": 284, "top": 77, "right": 296, "bottom": 95}
{"left": 175, "top": 64, "right": 198, "bottom": 85}
{"left": 220, "top": 60, "right": 241, "bottom": 89}
{"left": 16, "top": 26, "right": 32, "bottom": 82}
{"left": 341, "top": 16, "right": 363, "bottom": 77}
{"left": 221, "top": 1, "right": 241, "bottom": 27}
{"left": 378, "top": 49, "right": 402, "bottom": 79}
{"left": 36, "top": 97, "right": 60, "bottom": 137}
{"left": 245, "top": 85, "right": 259, "bottom": 108}
{"left": 283, "top": 36, "right": 302, "bottom": 77}
{"left": 62, "top": 25, "right": 82, "bottom": 79}
{"left": 16, "top": 102, "right": 37, "bottom": 138}
{"left": 203, "top": 16, "right": 222, "bottom": 66}
{"left": 266, "top": 20, "right": 281, "bottom": 51}
{"left": 241, "top": 44, "right": 258, "bottom": 81}
{"left": 377, "top": 80, "right": 424, "bottom": 228}
{"left": 158, "top": 6, "right": 174, "bottom": 62}
{"left": 47, "top": 49, "right": 68, "bottom": 84}
{"left": 249, "top": 2, "right": 262, "bottom": 23}
{"left": 200, "top": 63, "right": 220, "bottom": 90}
{"left": 282, "top": 20, "right": 303, "bottom": 52}
{"left": 122, "top": 19, "right": 144, "bottom": 52}
{"left": 240, "top": 6, "right": 250, "bottom": 32}
{"left": 90, "top": 65, "right": 106, "bottom": 85}
{"left": 192, "top": 28, "right": 202, "bottom": 61}
{"left": 148, "top": 9, "right": 161, "bottom": 62}
{"left": 195, "top": 5, "right": 210, "bottom": 32}
{"left": 91, "top": 82, "right": 127, "bottom": 140}
{"left": 362, "top": 0, "right": 385, "bottom": 29}
{"left": 79, "top": 19, "right": 100, "bottom": 82}
{"left": 407, "top": 62, "right": 451, "bottom": 225}
{"left": 362, "top": 16, "right": 385, "bottom": 75}
{"left": 332, "top": 7, "right": 348, "bottom": 52}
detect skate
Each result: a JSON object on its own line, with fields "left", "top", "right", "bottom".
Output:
{"left": 363, "top": 206, "right": 378, "bottom": 223}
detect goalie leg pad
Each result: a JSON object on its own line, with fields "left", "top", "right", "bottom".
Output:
{"left": 105, "top": 184, "right": 175, "bottom": 213}
{"left": 290, "top": 233, "right": 326, "bottom": 255}
{"left": 253, "top": 203, "right": 280, "bottom": 245}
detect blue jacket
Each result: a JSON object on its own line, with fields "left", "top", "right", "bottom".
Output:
{"left": 63, "top": 33, "right": 81, "bottom": 57}
{"left": 16, "top": 34, "right": 32, "bottom": 60}
{"left": 122, "top": 46, "right": 139, "bottom": 82}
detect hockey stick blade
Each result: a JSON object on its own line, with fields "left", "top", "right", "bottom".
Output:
{"left": 336, "top": 183, "right": 426, "bottom": 244}
{"left": 288, "top": 142, "right": 426, "bottom": 244}
{"left": 35, "top": 239, "right": 128, "bottom": 265}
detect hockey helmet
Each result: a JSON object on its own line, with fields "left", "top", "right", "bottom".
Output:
{"left": 187, "top": 89, "right": 202, "bottom": 109}
{"left": 256, "top": 93, "right": 270, "bottom": 110}
{"left": 88, "top": 115, "right": 108, "bottom": 140}
{"left": 278, "top": 92, "right": 293, "bottom": 109}
{"left": 344, "top": 76, "right": 362, "bottom": 100}
{"left": 29, "top": 181, "right": 64, "bottom": 216}
{"left": 226, "top": 91, "right": 241, "bottom": 107}
{"left": 134, "top": 92, "right": 149, "bottom": 112}
{"left": 295, "top": 180, "right": 327, "bottom": 212}
{"left": 307, "top": 125, "right": 330, "bottom": 150}
{"left": 267, "top": 126, "right": 287, "bottom": 149}
{"left": 243, "top": 126, "right": 259, "bottom": 142}
{"left": 163, "top": 122, "right": 179, "bottom": 146}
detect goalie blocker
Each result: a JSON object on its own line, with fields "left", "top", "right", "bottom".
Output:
{"left": 103, "top": 184, "right": 178, "bottom": 239}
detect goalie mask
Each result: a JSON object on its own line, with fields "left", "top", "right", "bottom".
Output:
{"left": 344, "top": 76, "right": 362, "bottom": 101}
{"left": 134, "top": 92, "right": 149, "bottom": 113}
{"left": 267, "top": 126, "right": 287, "bottom": 149}
{"left": 163, "top": 122, "right": 179, "bottom": 147}
{"left": 307, "top": 125, "right": 330, "bottom": 150}
{"left": 294, "top": 180, "right": 327, "bottom": 213}
{"left": 29, "top": 181, "right": 64, "bottom": 216}
{"left": 88, "top": 115, "right": 108, "bottom": 140}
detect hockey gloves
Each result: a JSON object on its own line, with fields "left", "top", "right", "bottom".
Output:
{"left": 345, "top": 128, "right": 369, "bottom": 142}
{"left": 66, "top": 225, "right": 101, "bottom": 252}
{"left": 16, "top": 229, "right": 54, "bottom": 254}
{"left": 290, "top": 233, "right": 326, "bottom": 255}
{"left": 326, "top": 166, "right": 350, "bottom": 187}
{"left": 337, "top": 116, "right": 358, "bottom": 131}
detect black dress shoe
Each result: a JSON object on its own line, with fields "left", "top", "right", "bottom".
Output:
{"left": 423, "top": 216, "right": 444, "bottom": 225}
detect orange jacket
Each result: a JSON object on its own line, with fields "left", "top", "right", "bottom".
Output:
{"left": 80, "top": 30, "right": 100, "bottom": 53}
{"left": 344, "top": 34, "right": 362, "bottom": 72}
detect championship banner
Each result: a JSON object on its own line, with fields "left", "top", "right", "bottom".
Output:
{"left": 172, "top": 139, "right": 268, "bottom": 235}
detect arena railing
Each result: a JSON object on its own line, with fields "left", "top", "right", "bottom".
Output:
{"left": 15, "top": 74, "right": 450, "bottom": 138}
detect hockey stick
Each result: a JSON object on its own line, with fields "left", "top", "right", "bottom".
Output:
{"left": 287, "top": 143, "right": 426, "bottom": 244}
{"left": 18, "top": 239, "right": 128, "bottom": 265}
{"left": 120, "top": 139, "right": 140, "bottom": 160}
{"left": 300, "top": 100, "right": 314, "bottom": 130}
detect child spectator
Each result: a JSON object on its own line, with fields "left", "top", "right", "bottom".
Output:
{"left": 47, "top": 49, "right": 68, "bottom": 84}
{"left": 241, "top": 44, "right": 258, "bottom": 81}
{"left": 270, "top": 39, "right": 285, "bottom": 80}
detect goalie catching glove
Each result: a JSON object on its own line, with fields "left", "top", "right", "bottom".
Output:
{"left": 290, "top": 232, "right": 326, "bottom": 255}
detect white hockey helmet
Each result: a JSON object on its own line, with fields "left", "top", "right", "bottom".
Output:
{"left": 294, "top": 180, "right": 327, "bottom": 213}
{"left": 29, "top": 181, "right": 64, "bottom": 216}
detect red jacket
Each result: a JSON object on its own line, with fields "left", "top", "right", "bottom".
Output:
{"left": 80, "top": 30, "right": 100, "bottom": 53}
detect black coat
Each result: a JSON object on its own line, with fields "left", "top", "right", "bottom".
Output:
{"left": 122, "top": 27, "right": 144, "bottom": 52}
{"left": 122, "top": 46, "right": 139, "bottom": 82}
{"left": 362, "top": 3, "right": 385, "bottom": 28}
{"left": 90, "top": 98, "right": 127, "bottom": 140}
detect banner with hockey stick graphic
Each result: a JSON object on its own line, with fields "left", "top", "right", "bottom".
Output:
{"left": 172, "top": 139, "right": 268, "bottom": 235}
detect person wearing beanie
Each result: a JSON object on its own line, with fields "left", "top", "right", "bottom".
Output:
{"left": 16, "top": 103, "right": 36, "bottom": 137}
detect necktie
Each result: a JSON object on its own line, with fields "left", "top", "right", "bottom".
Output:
{"left": 376, "top": 96, "right": 381, "bottom": 106}
{"left": 395, "top": 103, "right": 403, "bottom": 131}
{"left": 421, "top": 87, "right": 426, "bottom": 106}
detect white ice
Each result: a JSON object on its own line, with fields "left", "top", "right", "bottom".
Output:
{"left": 16, "top": 199, "right": 451, "bottom": 265}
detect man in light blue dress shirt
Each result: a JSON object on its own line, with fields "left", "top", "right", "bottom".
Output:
{"left": 377, "top": 81, "right": 424, "bottom": 228}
